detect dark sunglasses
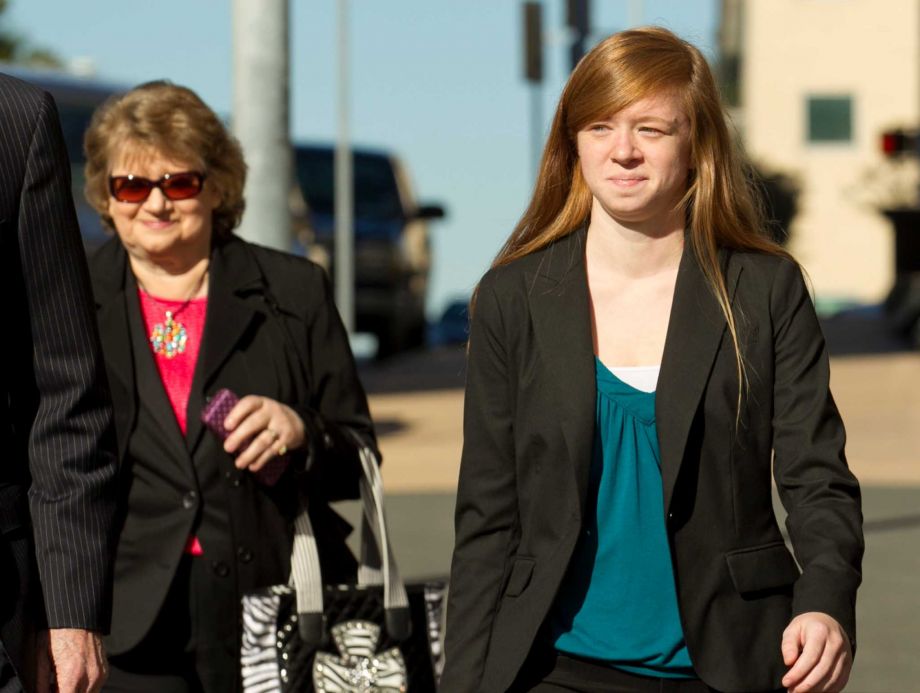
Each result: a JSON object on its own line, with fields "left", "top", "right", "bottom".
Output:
{"left": 108, "top": 171, "right": 206, "bottom": 203}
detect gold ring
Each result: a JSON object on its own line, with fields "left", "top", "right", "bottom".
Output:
{"left": 266, "top": 428, "right": 279, "bottom": 440}
{"left": 277, "top": 444, "right": 288, "bottom": 456}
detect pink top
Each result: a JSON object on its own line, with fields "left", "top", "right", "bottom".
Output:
{"left": 138, "top": 290, "right": 208, "bottom": 556}
{"left": 137, "top": 290, "right": 208, "bottom": 436}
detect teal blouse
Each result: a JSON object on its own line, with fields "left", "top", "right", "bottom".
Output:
{"left": 551, "top": 357, "right": 694, "bottom": 678}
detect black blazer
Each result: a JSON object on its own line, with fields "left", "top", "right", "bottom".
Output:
{"left": 0, "top": 74, "right": 117, "bottom": 682}
{"left": 441, "top": 228, "right": 863, "bottom": 693}
{"left": 89, "top": 236, "right": 375, "bottom": 684}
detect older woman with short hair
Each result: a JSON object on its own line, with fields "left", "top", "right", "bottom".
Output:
{"left": 84, "top": 81, "right": 375, "bottom": 692}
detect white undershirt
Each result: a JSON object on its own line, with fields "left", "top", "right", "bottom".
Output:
{"left": 608, "top": 364, "right": 661, "bottom": 394}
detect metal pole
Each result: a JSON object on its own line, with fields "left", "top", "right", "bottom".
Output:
{"left": 335, "top": 0, "right": 355, "bottom": 334}
{"left": 567, "top": 0, "right": 590, "bottom": 70}
{"left": 523, "top": 1, "right": 544, "bottom": 184}
{"left": 531, "top": 86, "right": 543, "bottom": 183}
{"left": 628, "top": 0, "right": 644, "bottom": 28}
{"left": 232, "top": 0, "right": 291, "bottom": 251}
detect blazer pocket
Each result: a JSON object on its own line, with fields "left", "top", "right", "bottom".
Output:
{"left": 502, "top": 557, "right": 535, "bottom": 598}
{"left": 725, "top": 541, "right": 800, "bottom": 595}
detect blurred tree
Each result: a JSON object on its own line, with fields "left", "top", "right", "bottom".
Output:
{"left": 716, "top": 0, "right": 743, "bottom": 108}
{"left": 0, "top": 0, "right": 63, "bottom": 68}
{"left": 0, "top": 0, "right": 18, "bottom": 61}
{"left": 751, "top": 164, "right": 800, "bottom": 246}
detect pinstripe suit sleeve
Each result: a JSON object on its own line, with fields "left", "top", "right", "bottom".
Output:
{"left": 16, "top": 89, "right": 118, "bottom": 631}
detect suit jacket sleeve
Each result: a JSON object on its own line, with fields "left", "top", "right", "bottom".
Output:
{"left": 18, "top": 91, "right": 118, "bottom": 631}
{"left": 441, "top": 274, "right": 520, "bottom": 692}
{"left": 294, "top": 266, "right": 377, "bottom": 501}
{"left": 769, "top": 260, "right": 864, "bottom": 648}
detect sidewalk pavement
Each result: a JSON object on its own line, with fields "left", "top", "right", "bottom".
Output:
{"left": 363, "top": 349, "right": 920, "bottom": 493}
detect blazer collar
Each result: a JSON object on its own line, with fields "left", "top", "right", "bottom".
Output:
{"left": 525, "top": 228, "right": 596, "bottom": 519}
{"left": 657, "top": 244, "right": 742, "bottom": 512}
{"left": 91, "top": 240, "right": 196, "bottom": 468}
{"left": 126, "top": 286, "right": 194, "bottom": 467}
{"left": 91, "top": 240, "right": 135, "bottom": 462}
{"left": 184, "top": 236, "right": 265, "bottom": 452}
{"left": 91, "top": 236, "right": 270, "bottom": 454}
{"left": 525, "top": 227, "right": 742, "bottom": 518}
{"left": 91, "top": 239, "right": 133, "bottom": 393}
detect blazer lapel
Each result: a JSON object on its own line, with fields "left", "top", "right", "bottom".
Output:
{"left": 91, "top": 244, "right": 136, "bottom": 462}
{"left": 656, "top": 247, "right": 742, "bottom": 512}
{"left": 526, "top": 228, "right": 597, "bottom": 520}
{"left": 125, "top": 290, "right": 195, "bottom": 467}
{"left": 91, "top": 240, "right": 194, "bottom": 469}
{"left": 185, "top": 238, "right": 264, "bottom": 453}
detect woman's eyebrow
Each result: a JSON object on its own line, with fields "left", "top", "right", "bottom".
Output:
{"left": 635, "top": 115, "right": 679, "bottom": 125}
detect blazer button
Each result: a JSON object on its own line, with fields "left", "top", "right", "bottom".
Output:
{"left": 237, "top": 547, "right": 253, "bottom": 563}
{"left": 212, "top": 561, "right": 230, "bottom": 577}
{"left": 182, "top": 491, "right": 198, "bottom": 510}
{"left": 224, "top": 470, "right": 242, "bottom": 487}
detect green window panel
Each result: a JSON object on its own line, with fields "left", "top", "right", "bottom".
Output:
{"left": 807, "top": 96, "right": 853, "bottom": 143}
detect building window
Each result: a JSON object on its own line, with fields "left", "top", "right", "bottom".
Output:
{"left": 807, "top": 96, "right": 853, "bottom": 143}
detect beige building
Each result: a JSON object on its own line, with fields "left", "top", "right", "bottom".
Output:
{"left": 724, "top": 0, "right": 920, "bottom": 305}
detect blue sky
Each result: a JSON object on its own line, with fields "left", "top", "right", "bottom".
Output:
{"left": 6, "top": 0, "right": 718, "bottom": 317}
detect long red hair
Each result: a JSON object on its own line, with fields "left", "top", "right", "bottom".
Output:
{"left": 485, "top": 26, "right": 792, "bottom": 411}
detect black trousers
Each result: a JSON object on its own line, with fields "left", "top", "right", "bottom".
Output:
{"left": 514, "top": 651, "right": 786, "bottom": 693}
{"left": 104, "top": 555, "right": 239, "bottom": 693}
{"left": 512, "top": 651, "right": 713, "bottom": 693}
{"left": 0, "top": 529, "right": 41, "bottom": 693}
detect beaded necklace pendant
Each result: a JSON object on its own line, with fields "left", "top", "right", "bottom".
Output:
{"left": 150, "top": 309, "right": 189, "bottom": 359}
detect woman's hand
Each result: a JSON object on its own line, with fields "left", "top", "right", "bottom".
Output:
{"left": 781, "top": 612, "right": 852, "bottom": 692}
{"left": 223, "top": 395, "right": 306, "bottom": 471}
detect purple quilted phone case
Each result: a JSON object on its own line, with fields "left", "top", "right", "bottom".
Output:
{"left": 201, "top": 388, "right": 239, "bottom": 442}
{"left": 201, "top": 389, "right": 287, "bottom": 486}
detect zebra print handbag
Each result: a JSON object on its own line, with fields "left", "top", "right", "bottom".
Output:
{"left": 240, "top": 438, "right": 446, "bottom": 692}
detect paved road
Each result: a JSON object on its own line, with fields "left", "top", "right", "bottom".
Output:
{"left": 351, "top": 315, "right": 918, "bottom": 692}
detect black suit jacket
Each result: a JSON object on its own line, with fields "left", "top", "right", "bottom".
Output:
{"left": 441, "top": 228, "right": 863, "bottom": 693}
{"left": 0, "top": 74, "right": 117, "bottom": 684}
{"left": 89, "top": 235, "right": 375, "bottom": 688}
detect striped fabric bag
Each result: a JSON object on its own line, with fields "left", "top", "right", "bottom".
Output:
{"left": 239, "top": 437, "right": 447, "bottom": 693}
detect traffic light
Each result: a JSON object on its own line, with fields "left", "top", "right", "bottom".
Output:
{"left": 567, "top": 0, "right": 590, "bottom": 70}
{"left": 523, "top": 2, "right": 543, "bottom": 83}
{"left": 880, "top": 129, "right": 919, "bottom": 157}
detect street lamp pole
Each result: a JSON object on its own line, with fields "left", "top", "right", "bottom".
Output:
{"left": 232, "top": 0, "right": 291, "bottom": 251}
{"left": 335, "top": 0, "right": 355, "bottom": 334}
{"left": 523, "top": 1, "right": 544, "bottom": 182}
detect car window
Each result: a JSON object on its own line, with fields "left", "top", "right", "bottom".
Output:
{"left": 56, "top": 102, "right": 96, "bottom": 166}
{"left": 294, "top": 148, "right": 404, "bottom": 222}
{"left": 55, "top": 101, "right": 97, "bottom": 194}
{"left": 442, "top": 303, "right": 468, "bottom": 321}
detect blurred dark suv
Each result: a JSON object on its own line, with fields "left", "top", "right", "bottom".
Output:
{"left": 293, "top": 144, "right": 444, "bottom": 357}
{"left": 3, "top": 66, "right": 121, "bottom": 251}
{"left": 5, "top": 68, "right": 445, "bottom": 356}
